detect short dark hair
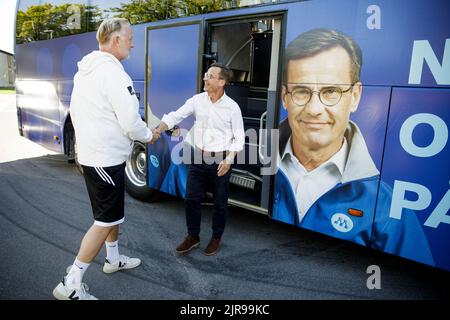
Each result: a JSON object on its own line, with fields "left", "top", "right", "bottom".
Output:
{"left": 210, "top": 62, "right": 233, "bottom": 85}
{"left": 283, "top": 28, "right": 362, "bottom": 84}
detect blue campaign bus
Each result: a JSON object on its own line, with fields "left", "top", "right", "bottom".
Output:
{"left": 15, "top": 0, "right": 450, "bottom": 272}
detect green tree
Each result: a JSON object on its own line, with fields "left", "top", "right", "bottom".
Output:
{"left": 16, "top": 0, "right": 242, "bottom": 43}
{"left": 16, "top": 3, "right": 102, "bottom": 43}
{"left": 109, "top": 0, "right": 239, "bottom": 24}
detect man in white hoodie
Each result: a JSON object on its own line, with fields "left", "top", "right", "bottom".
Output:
{"left": 53, "top": 18, "right": 158, "bottom": 300}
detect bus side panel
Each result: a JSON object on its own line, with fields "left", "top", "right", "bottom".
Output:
{"left": 146, "top": 23, "right": 200, "bottom": 194}
{"left": 122, "top": 24, "right": 146, "bottom": 83}
{"left": 272, "top": 0, "right": 449, "bottom": 269}
{"left": 122, "top": 24, "right": 147, "bottom": 115}
{"left": 273, "top": 87, "right": 390, "bottom": 246}
{"left": 132, "top": 81, "right": 145, "bottom": 117}
{"left": 373, "top": 88, "right": 450, "bottom": 271}
{"left": 272, "top": 0, "right": 391, "bottom": 248}
{"left": 283, "top": 0, "right": 450, "bottom": 88}
{"left": 15, "top": 78, "right": 62, "bottom": 153}
{"left": 15, "top": 32, "right": 97, "bottom": 152}
{"left": 15, "top": 42, "right": 63, "bottom": 153}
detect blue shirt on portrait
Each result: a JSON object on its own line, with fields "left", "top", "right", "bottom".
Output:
{"left": 272, "top": 120, "right": 435, "bottom": 266}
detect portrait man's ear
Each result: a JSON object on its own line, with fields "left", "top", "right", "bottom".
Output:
{"left": 281, "top": 85, "right": 287, "bottom": 109}
{"left": 350, "top": 82, "right": 363, "bottom": 113}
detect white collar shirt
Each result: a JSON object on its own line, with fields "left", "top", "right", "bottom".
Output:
{"left": 280, "top": 137, "right": 348, "bottom": 223}
{"left": 161, "top": 91, "right": 245, "bottom": 152}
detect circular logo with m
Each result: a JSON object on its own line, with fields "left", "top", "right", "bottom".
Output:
{"left": 331, "top": 213, "right": 353, "bottom": 233}
{"left": 150, "top": 155, "right": 159, "bottom": 168}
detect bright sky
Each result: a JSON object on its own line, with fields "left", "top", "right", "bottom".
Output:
{"left": 0, "top": 0, "right": 18, "bottom": 54}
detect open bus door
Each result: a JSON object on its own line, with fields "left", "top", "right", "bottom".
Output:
{"left": 141, "top": 14, "right": 285, "bottom": 215}
{"left": 203, "top": 13, "right": 285, "bottom": 214}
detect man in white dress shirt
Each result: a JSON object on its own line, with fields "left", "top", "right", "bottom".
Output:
{"left": 156, "top": 63, "right": 245, "bottom": 255}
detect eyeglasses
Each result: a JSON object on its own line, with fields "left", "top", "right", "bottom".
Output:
{"left": 203, "top": 72, "right": 221, "bottom": 80}
{"left": 286, "top": 83, "right": 355, "bottom": 107}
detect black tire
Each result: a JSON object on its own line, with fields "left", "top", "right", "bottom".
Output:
{"left": 125, "top": 141, "right": 160, "bottom": 202}
{"left": 65, "top": 120, "right": 83, "bottom": 174}
{"left": 74, "top": 141, "right": 83, "bottom": 175}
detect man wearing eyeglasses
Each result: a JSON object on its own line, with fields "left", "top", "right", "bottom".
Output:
{"left": 155, "top": 63, "right": 245, "bottom": 256}
{"left": 272, "top": 28, "right": 434, "bottom": 266}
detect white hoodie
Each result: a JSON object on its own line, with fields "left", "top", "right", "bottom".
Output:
{"left": 70, "top": 51, "right": 152, "bottom": 167}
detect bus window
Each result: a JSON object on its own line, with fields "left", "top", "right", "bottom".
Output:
{"left": 37, "top": 0, "right": 91, "bottom": 40}
{"left": 102, "top": 0, "right": 239, "bottom": 25}
{"left": 16, "top": 0, "right": 100, "bottom": 43}
{"left": 16, "top": 0, "right": 40, "bottom": 44}
{"left": 88, "top": 0, "right": 130, "bottom": 31}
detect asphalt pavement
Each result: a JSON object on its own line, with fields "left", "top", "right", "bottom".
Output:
{"left": 0, "top": 93, "right": 449, "bottom": 301}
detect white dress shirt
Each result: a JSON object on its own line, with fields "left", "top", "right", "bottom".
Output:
{"left": 161, "top": 91, "right": 245, "bottom": 152}
{"left": 280, "top": 137, "right": 348, "bottom": 223}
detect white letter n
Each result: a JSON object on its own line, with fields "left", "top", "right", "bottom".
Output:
{"left": 409, "top": 39, "right": 450, "bottom": 85}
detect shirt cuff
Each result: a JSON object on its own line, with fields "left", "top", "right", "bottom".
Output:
{"left": 161, "top": 115, "right": 174, "bottom": 130}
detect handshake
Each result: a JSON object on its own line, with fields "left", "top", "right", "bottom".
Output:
{"left": 149, "top": 121, "right": 178, "bottom": 144}
{"left": 149, "top": 125, "right": 163, "bottom": 144}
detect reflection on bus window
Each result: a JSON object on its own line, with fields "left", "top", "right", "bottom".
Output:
{"left": 88, "top": 0, "right": 130, "bottom": 31}
{"left": 16, "top": 1, "right": 99, "bottom": 43}
{"left": 16, "top": 0, "right": 300, "bottom": 43}
{"left": 107, "top": 0, "right": 238, "bottom": 24}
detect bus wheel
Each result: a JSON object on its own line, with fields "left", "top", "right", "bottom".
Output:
{"left": 74, "top": 142, "right": 83, "bottom": 175}
{"left": 125, "top": 141, "right": 159, "bottom": 201}
{"left": 65, "top": 121, "right": 83, "bottom": 174}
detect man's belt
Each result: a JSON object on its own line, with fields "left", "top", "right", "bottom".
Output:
{"left": 195, "top": 147, "right": 227, "bottom": 158}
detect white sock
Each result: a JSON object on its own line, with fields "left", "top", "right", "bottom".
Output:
{"left": 105, "top": 240, "right": 120, "bottom": 264}
{"left": 65, "top": 258, "right": 90, "bottom": 290}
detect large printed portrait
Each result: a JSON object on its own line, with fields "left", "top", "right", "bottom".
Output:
{"left": 271, "top": 28, "right": 435, "bottom": 267}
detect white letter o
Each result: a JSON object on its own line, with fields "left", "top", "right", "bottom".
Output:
{"left": 399, "top": 113, "right": 448, "bottom": 157}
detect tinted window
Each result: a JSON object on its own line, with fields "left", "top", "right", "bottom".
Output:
{"left": 16, "top": 0, "right": 303, "bottom": 43}
{"left": 16, "top": 0, "right": 40, "bottom": 43}
{"left": 105, "top": 0, "right": 239, "bottom": 24}
{"left": 88, "top": 0, "right": 131, "bottom": 31}
{"left": 97, "top": 0, "right": 303, "bottom": 25}
{"left": 16, "top": 0, "right": 101, "bottom": 43}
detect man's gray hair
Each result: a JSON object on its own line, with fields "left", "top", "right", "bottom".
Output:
{"left": 96, "top": 18, "right": 130, "bottom": 45}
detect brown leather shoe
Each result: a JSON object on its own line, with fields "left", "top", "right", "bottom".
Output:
{"left": 176, "top": 235, "right": 200, "bottom": 254}
{"left": 204, "top": 238, "right": 221, "bottom": 256}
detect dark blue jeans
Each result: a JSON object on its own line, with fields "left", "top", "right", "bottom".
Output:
{"left": 185, "top": 161, "right": 231, "bottom": 239}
